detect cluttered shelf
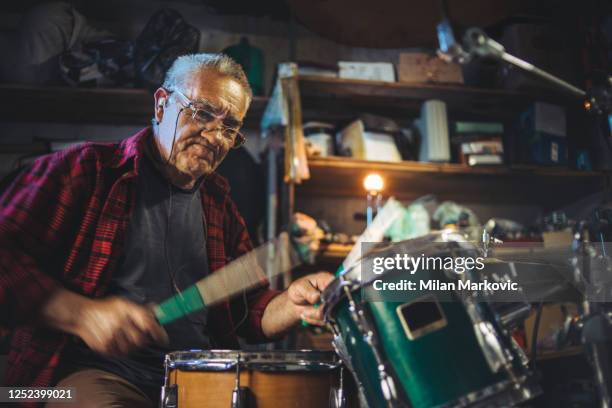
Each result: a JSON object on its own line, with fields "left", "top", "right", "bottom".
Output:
{"left": 296, "top": 157, "right": 606, "bottom": 207}
{"left": 298, "top": 76, "right": 581, "bottom": 117}
{"left": 0, "top": 84, "right": 268, "bottom": 127}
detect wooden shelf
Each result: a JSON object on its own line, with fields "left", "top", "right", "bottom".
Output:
{"left": 0, "top": 84, "right": 268, "bottom": 128}
{"left": 296, "top": 156, "right": 606, "bottom": 208}
{"left": 298, "top": 76, "right": 581, "bottom": 118}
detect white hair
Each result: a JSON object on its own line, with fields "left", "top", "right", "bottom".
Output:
{"left": 162, "top": 53, "right": 253, "bottom": 102}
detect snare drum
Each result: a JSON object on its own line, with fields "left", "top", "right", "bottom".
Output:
{"left": 161, "top": 350, "right": 348, "bottom": 408}
{"left": 323, "top": 230, "right": 541, "bottom": 408}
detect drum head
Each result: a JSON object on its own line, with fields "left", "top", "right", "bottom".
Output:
{"left": 166, "top": 350, "right": 339, "bottom": 372}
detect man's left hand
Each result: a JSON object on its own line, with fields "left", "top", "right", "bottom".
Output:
{"left": 287, "top": 272, "right": 334, "bottom": 326}
{"left": 261, "top": 271, "right": 334, "bottom": 338}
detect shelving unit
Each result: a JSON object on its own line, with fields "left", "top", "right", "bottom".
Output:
{"left": 263, "top": 73, "right": 607, "bottom": 269}
{"left": 297, "top": 76, "right": 582, "bottom": 119}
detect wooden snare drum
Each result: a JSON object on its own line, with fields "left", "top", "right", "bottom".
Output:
{"left": 161, "top": 350, "right": 348, "bottom": 407}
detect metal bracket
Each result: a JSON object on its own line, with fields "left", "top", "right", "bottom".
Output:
{"left": 160, "top": 384, "right": 177, "bottom": 408}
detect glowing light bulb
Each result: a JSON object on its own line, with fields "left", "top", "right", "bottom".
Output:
{"left": 363, "top": 173, "right": 384, "bottom": 193}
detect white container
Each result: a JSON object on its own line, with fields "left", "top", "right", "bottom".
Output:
{"left": 303, "top": 122, "right": 335, "bottom": 157}
{"left": 417, "top": 100, "right": 450, "bottom": 162}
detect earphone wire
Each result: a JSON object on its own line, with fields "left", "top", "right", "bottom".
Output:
{"left": 162, "top": 104, "right": 208, "bottom": 329}
{"left": 165, "top": 106, "right": 183, "bottom": 165}
{"left": 160, "top": 98, "right": 249, "bottom": 333}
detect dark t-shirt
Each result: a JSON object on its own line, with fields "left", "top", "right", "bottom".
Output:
{"left": 63, "top": 153, "right": 211, "bottom": 390}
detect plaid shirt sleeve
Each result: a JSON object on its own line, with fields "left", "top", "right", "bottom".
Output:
{"left": 0, "top": 149, "right": 91, "bottom": 327}
{"left": 224, "top": 197, "right": 281, "bottom": 343}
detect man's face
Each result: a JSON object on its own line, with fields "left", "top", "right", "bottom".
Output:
{"left": 153, "top": 69, "right": 249, "bottom": 180}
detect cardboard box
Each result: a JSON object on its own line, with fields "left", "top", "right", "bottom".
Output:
{"left": 398, "top": 53, "right": 464, "bottom": 84}
{"left": 524, "top": 303, "right": 578, "bottom": 353}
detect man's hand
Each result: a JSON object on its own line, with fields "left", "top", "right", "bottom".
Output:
{"left": 287, "top": 272, "right": 334, "bottom": 326}
{"left": 261, "top": 271, "right": 334, "bottom": 338}
{"left": 41, "top": 287, "right": 168, "bottom": 356}
{"left": 75, "top": 297, "right": 169, "bottom": 355}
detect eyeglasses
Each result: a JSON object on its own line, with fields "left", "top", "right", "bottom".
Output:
{"left": 170, "top": 89, "right": 246, "bottom": 149}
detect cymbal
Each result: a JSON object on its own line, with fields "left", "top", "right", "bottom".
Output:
{"left": 482, "top": 257, "right": 581, "bottom": 303}
{"left": 492, "top": 245, "right": 575, "bottom": 268}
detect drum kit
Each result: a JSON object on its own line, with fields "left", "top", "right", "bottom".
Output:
{"left": 160, "top": 222, "right": 612, "bottom": 407}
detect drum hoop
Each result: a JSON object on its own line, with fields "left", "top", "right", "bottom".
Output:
{"left": 439, "top": 377, "right": 540, "bottom": 408}
{"left": 165, "top": 349, "right": 340, "bottom": 372}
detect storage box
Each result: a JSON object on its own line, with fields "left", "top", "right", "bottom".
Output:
{"left": 337, "top": 119, "right": 401, "bottom": 162}
{"left": 398, "top": 53, "right": 463, "bottom": 84}
{"left": 518, "top": 102, "right": 568, "bottom": 166}
{"left": 527, "top": 133, "right": 568, "bottom": 166}
{"left": 338, "top": 62, "right": 395, "bottom": 82}
{"left": 500, "top": 23, "right": 581, "bottom": 92}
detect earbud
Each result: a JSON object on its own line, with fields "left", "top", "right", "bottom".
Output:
{"left": 158, "top": 97, "right": 166, "bottom": 108}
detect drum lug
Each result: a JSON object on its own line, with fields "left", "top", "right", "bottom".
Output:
{"left": 473, "top": 320, "right": 512, "bottom": 373}
{"left": 160, "top": 384, "right": 177, "bottom": 408}
{"left": 231, "top": 354, "right": 251, "bottom": 408}
{"left": 231, "top": 387, "right": 250, "bottom": 408}
{"left": 379, "top": 371, "right": 398, "bottom": 402}
{"left": 329, "top": 366, "right": 347, "bottom": 408}
{"left": 329, "top": 386, "right": 346, "bottom": 408}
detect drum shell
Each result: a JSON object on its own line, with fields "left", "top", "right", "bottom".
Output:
{"left": 165, "top": 350, "right": 357, "bottom": 408}
{"left": 167, "top": 368, "right": 338, "bottom": 407}
{"left": 332, "top": 289, "right": 512, "bottom": 407}
{"left": 327, "top": 248, "right": 537, "bottom": 407}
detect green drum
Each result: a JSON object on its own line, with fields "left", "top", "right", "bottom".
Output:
{"left": 322, "top": 230, "right": 540, "bottom": 408}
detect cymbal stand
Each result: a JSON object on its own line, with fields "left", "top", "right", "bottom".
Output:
{"left": 573, "top": 222, "right": 612, "bottom": 408}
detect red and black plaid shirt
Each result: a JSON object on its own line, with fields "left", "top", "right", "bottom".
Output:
{"left": 0, "top": 127, "right": 279, "bottom": 389}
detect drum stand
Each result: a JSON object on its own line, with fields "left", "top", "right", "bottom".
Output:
{"left": 573, "top": 223, "right": 612, "bottom": 408}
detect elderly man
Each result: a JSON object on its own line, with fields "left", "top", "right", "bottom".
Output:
{"left": 0, "top": 53, "right": 331, "bottom": 407}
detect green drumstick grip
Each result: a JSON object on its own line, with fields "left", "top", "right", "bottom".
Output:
{"left": 154, "top": 285, "right": 205, "bottom": 325}
{"left": 301, "top": 302, "right": 320, "bottom": 327}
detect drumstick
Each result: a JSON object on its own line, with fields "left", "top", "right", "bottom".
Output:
{"left": 153, "top": 232, "right": 301, "bottom": 325}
